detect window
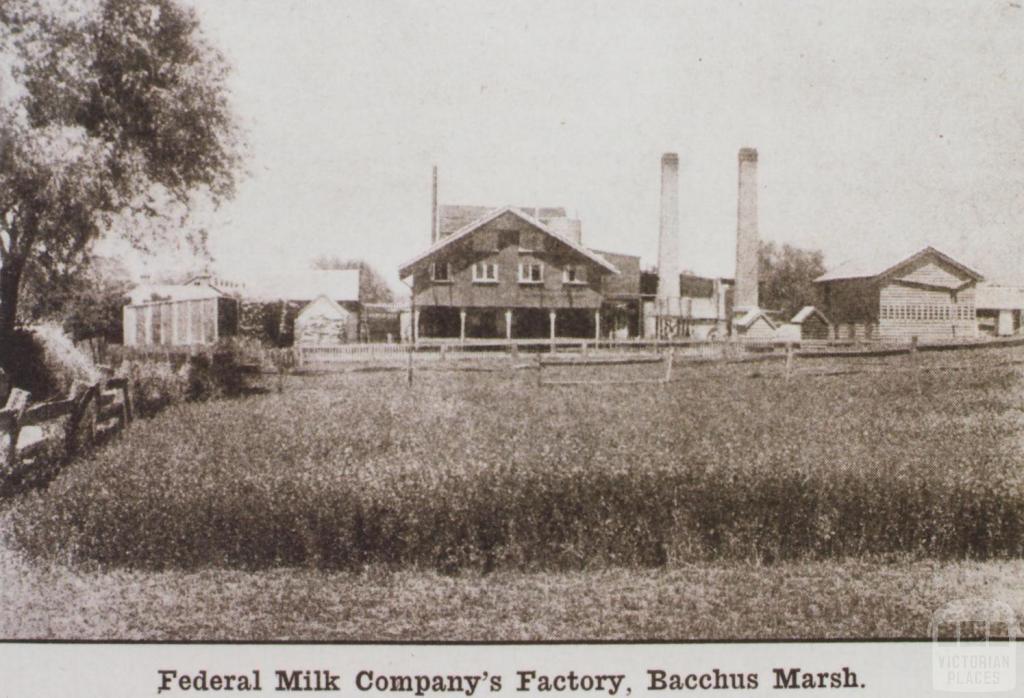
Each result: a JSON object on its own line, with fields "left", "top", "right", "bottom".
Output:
{"left": 562, "top": 265, "right": 586, "bottom": 284}
{"left": 430, "top": 262, "right": 451, "bottom": 282}
{"left": 518, "top": 262, "right": 544, "bottom": 283}
{"left": 472, "top": 262, "right": 498, "bottom": 283}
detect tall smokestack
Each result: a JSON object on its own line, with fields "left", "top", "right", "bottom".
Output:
{"left": 431, "top": 165, "right": 438, "bottom": 244}
{"left": 734, "top": 147, "right": 759, "bottom": 311}
{"left": 657, "top": 153, "right": 680, "bottom": 301}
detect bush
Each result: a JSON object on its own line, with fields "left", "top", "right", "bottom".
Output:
{"left": 115, "top": 344, "right": 246, "bottom": 417}
{"left": 4, "top": 353, "right": 1023, "bottom": 573}
{"left": 122, "top": 361, "right": 188, "bottom": 418}
{"left": 0, "top": 325, "right": 100, "bottom": 402}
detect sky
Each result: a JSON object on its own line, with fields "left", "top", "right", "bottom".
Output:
{"left": 131, "top": 0, "right": 1024, "bottom": 289}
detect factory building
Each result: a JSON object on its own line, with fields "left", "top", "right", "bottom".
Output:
{"left": 398, "top": 170, "right": 644, "bottom": 341}
{"left": 814, "top": 247, "right": 982, "bottom": 342}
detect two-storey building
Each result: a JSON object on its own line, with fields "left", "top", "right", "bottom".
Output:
{"left": 398, "top": 205, "right": 639, "bottom": 341}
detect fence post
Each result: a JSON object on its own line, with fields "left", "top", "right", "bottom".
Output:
{"left": 663, "top": 348, "right": 675, "bottom": 383}
{"left": 407, "top": 347, "right": 414, "bottom": 386}
{"left": 122, "top": 376, "right": 134, "bottom": 425}
{"left": 2, "top": 388, "right": 29, "bottom": 472}
{"left": 536, "top": 352, "right": 543, "bottom": 387}
{"left": 64, "top": 381, "right": 96, "bottom": 460}
{"left": 785, "top": 342, "right": 794, "bottom": 381}
{"left": 910, "top": 335, "right": 922, "bottom": 394}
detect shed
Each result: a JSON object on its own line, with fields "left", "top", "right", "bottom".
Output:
{"left": 294, "top": 295, "right": 356, "bottom": 346}
{"left": 733, "top": 308, "right": 777, "bottom": 339}
{"left": 777, "top": 306, "right": 832, "bottom": 342}
{"left": 975, "top": 284, "right": 1024, "bottom": 337}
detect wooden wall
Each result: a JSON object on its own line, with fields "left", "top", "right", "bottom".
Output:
{"left": 123, "top": 298, "right": 230, "bottom": 347}
{"left": 878, "top": 284, "right": 976, "bottom": 340}
{"left": 412, "top": 212, "right": 610, "bottom": 310}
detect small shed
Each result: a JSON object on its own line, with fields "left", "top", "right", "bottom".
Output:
{"left": 778, "top": 306, "right": 832, "bottom": 342}
{"left": 733, "top": 308, "right": 777, "bottom": 339}
{"left": 294, "top": 295, "right": 356, "bottom": 346}
{"left": 975, "top": 284, "right": 1024, "bottom": 337}
{"left": 123, "top": 284, "right": 238, "bottom": 347}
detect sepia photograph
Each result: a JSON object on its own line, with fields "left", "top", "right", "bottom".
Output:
{"left": 0, "top": 0, "right": 1022, "bottom": 654}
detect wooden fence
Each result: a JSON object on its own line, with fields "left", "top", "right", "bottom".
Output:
{"left": 0, "top": 375, "right": 133, "bottom": 480}
{"left": 295, "top": 333, "right": 1024, "bottom": 368}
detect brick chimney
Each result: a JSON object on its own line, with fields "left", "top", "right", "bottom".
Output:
{"left": 734, "top": 147, "right": 759, "bottom": 312}
{"left": 657, "top": 153, "right": 680, "bottom": 301}
{"left": 431, "top": 165, "right": 438, "bottom": 244}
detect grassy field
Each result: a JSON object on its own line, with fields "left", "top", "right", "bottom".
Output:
{"left": 1, "top": 345, "right": 1022, "bottom": 639}
{"left": 2, "top": 544, "right": 1022, "bottom": 640}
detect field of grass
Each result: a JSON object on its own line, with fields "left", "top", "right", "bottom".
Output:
{"left": 1, "top": 544, "right": 1022, "bottom": 639}
{"left": 1, "top": 345, "right": 1022, "bottom": 639}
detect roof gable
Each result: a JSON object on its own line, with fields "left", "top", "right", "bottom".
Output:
{"left": 735, "top": 307, "right": 778, "bottom": 330}
{"left": 790, "top": 305, "right": 831, "bottom": 325}
{"left": 894, "top": 260, "right": 966, "bottom": 290}
{"left": 400, "top": 206, "right": 619, "bottom": 277}
{"left": 815, "top": 246, "right": 984, "bottom": 284}
{"left": 297, "top": 294, "right": 349, "bottom": 321}
{"left": 438, "top": 205, "right": 569, "bottom": 237}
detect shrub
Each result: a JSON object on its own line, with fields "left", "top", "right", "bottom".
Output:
{"left": 122, "top": 360, "right": 188, "bottom": 418}
{"left": 0, "top": 325, "right": 100, "bottom": 401}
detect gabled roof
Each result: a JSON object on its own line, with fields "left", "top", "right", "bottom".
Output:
{"left": 815, "top": 246, "right": 984, "bottom": 284}
{"left": 790, "top": 305, "right": 831, "bottom": 325}
{"left": 438, "top": 205, "right": 568, "bottom": 237}
{"left": 399, "top": 206, "right": 619, "bottom": 278}
{"left": 244, "top": 269, "right": 360, "bottom": 303}
{"left": 297, "top": 294, "right": 349, "bottom": 320}
{"left": 735, "top": 307, "right": 777, "bottom": 330}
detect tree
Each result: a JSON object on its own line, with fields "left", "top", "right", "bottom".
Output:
{"left": 60, "top": 256, "right": 132, "bottom": 344}
{"left": 758, "top": 241, "right": 827, "bottom": 321}
{"left": 0, "top": 0, "right": 241, "bottom": 337}
{"left": 19, "top": 253, "right": 129, "bottom": 330}
{"left": 311, "top": 255, "right": 395, "bottom": 304}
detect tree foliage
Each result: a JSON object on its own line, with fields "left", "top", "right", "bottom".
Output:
{"left": 0, "top": 0, "right": 242, "bottom": 336}
{"left": 311, "top": 255, "right": 395, "bottom": 304}
{"left": 758, "top": 241, "right": 826, "bottom": 321}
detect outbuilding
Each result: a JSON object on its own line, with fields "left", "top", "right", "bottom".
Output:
{"left": 733, "top": 307, "right": 777, "bottom": 339}
{"left": 975, "top": 283, "right": 1024, "bottom": 337}
{"left": 777, "top": 306, "right": 832, "bottom": 342}
{"left": 123, "top": 281, "right": 238, "bottom": 347}
{"left": 815, "top": 246, "right": 982, "bottom": 342}
{"left": 294, "top": 295, "right": 356, "bottom": 345}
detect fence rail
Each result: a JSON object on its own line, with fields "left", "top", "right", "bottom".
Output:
{"left": 0, "top": 375, "right": 133, "bottom": 482}
{"left": 293, "top": 335, "right": 1021, "bottom": 368}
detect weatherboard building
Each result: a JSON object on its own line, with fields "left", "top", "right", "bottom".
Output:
{"left": 814, "top": 246, "right": 982, "bottom": 342}
{"left": 398, "top": 203, "right": 643, "bottom": 341}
